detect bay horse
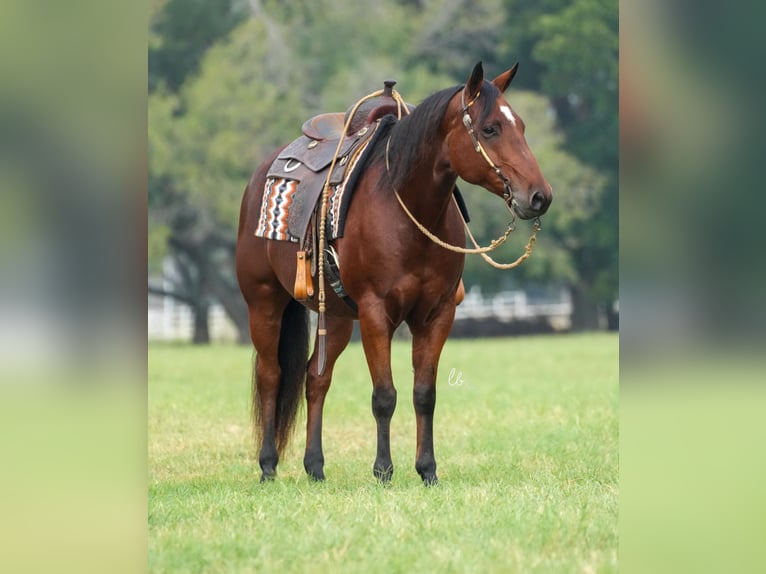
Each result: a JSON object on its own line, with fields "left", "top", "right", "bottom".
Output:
{"left": 235, "top": 62, "right": 551, "bottom": 485}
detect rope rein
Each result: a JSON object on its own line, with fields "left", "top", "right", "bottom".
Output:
{"left": 315, "top": 83, "right": 542, "bottom": 371}
{"left": 315, "top": 88, "right": 408, "bottom": 373}
{"left": 384, "top": 88, "right": 541, "bottom": 268}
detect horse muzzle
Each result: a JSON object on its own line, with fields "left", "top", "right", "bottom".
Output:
{"left": 510, "top": 187, "right": 552, "bottom": 220}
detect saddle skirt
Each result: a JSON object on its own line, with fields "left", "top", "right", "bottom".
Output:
{"left": 254, "top": 80, "right": 469, "bottom": 246}
{"left": 255, "top": 118, "right": 382, "bottom": 245}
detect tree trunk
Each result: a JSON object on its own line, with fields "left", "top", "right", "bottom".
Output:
{"left": 569, "top": 282, "right": 602, "bottom": 331}
{"left": 192, "top": 298, "right": 210, "bottom": 344}
{"left": 606, "top": 300, "right": 619, "bottom": 331}
{"left": 166, "top": 232, "right": 250, "bottom": 343}
{"left": 206, "top": 263, "right": 251, "bottom": 344}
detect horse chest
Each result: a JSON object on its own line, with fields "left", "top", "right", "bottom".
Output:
{"left": 370, "top": 269, "right": 455, "bottom": 326}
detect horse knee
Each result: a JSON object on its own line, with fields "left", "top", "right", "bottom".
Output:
{"left": 255, "top": 359, "right": 281, "bottom": 389}
{"left": 306, "top": 376, "right": 331, "bottom": 402}
{"left": 371, "top": 385, "right": 397, "bottom": 419}
{"left": 413, "top": 383, "right": 435, "bottom": 415}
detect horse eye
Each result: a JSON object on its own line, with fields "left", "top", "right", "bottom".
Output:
{"left": 482, "top": 126, "right": 498, "bottom": 137}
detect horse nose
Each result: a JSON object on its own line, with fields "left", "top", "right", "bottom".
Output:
{"left": 530, "top": 190, "right": 547, "bottom": 212}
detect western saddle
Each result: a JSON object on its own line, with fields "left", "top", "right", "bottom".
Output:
{"left": 266, "top": 80, "right": 409, "bottom": 248}
{"left": 265, "top": 80, "right": 465, "bottom": 306}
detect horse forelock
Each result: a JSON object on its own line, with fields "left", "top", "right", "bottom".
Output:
{"left": 475, "top": 80, "right": 502, "bottom": 126}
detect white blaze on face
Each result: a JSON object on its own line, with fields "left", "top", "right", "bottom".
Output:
{"left": 499, "top": 104, "right": 516, "bottom": 127}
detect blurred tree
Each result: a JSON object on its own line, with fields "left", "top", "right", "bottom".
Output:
{"left": 532, "top": 0, "right": 618, "bottom": 329}
{"left": 149, "top": 0, "right": 250, "bottom": 341}
{"left": 458, "top": 92, "right": 606, "bottom": 308}
{"left": 492, "top": 0, "right": 572, "bottom": 89}
{"left": 534, "top": 0, "right": 618, "bottom": 171}
{"left": 148, "top": 0, "right": 619, "bottom": 340}
{"left": 406, "top": 0, "right": 507, "bottom": 79}
{"left": 474, "top": 0, "right": 618, "bottom": 328}
{"left": 149, "top": 0, "right": 249, "bottom": 92}
{"left": 260, "top": 0, "right": 416, "bottom": 111}
{"left": 401, "top": 0, "right": 619, "bottom": 329}
{"left": 149, "top": 17, "right": 305, "bottom": 342}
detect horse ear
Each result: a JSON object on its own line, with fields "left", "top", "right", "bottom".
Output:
{"left": 464, "top": 61, "right": 484, "bottom": 100}
{"left": 492, "top": 62, "right": 520, "bottom": 93}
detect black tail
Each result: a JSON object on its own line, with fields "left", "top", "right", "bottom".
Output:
{"left": 252, "top": 299, "right": 309, "bottom": 456}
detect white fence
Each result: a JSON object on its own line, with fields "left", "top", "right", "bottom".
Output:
{"left": 455, "top": 288, "right": 573, "bottom": 330}
{"left": 148, "top": 295, "right": 240, "bottom": 342}
{"left": 148, "top": 287, "right": 572, "bottom": 342}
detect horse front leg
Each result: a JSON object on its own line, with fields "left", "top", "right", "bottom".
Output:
{"left": 358, "top": 305, "right": 397, "bottom": 483}
{"left": 410, "top": 305, "right": 456, "bottom": 485}
{"left": 304, "top": 315, "right": 353, "bottom": 481}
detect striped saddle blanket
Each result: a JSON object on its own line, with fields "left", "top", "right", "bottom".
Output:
{"left": 255, "top": 118, "right": 387, "bottom": 244}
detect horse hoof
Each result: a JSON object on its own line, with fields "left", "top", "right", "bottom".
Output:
{"left": 260, "top": 471, "right": 276, "bottom": 483}
{"left": 307, "top": 469, "right": 326, "bottom": 482}
{"left": 304, "top": 456, "right": 326, "bottom": 482}
{"left": 422, "top": 475, "right": 439, "bottom": 487}
{"left": 373, "top": 465, "right": 394, "bottom": 483}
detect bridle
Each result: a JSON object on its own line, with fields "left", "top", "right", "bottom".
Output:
{"left": 386, "top": 84, "right": 541, "bottom": 262}
{"left": 460, "top": 87, "right": 516, "bottom": 213}
{"left": 315, "top": 83, "right": 541, "bottom": 375}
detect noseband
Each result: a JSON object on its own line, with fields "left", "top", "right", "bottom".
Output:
{"left": 461, "top": 88, "right": 516, "bottom": 211}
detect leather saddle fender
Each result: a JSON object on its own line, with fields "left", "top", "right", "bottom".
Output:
{"left": 266, "top": 124, "right": 378, "bottom": 245}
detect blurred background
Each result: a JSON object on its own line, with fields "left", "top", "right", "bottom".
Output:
{"left": 2, "top": 0, "right": 765, "bottom": 572}
{"left": 621, "top": 1, "right": 766, "bottom": 572}
{"left": 147, "top": 0, "right": 618, "bottom": 344}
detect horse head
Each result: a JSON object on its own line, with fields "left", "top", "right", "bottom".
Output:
{"left": 446, "top": 62, "right": 552, "bottom": 220}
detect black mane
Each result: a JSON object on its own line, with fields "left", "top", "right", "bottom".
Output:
{"left": 369, "top": 80, "right": 501, "bottom": 190}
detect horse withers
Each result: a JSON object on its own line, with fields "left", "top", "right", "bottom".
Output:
{"left": 235, "top": 61, "right": 551, "bottom": 485}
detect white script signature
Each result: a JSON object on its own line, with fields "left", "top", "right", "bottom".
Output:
{"left": 448, "top": 367, "right": 466, "bottom": 387}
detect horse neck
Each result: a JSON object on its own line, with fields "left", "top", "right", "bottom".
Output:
{"left": 394, "top": 135, "right": 457, "bottom": 229}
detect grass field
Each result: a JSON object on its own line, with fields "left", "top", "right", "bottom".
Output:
{"left": 149, "top": 333, "right": 618, "bottom": 573}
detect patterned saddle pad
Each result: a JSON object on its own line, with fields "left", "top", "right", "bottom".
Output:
{"left": 255, "top": 118, "right": 386, "bottom": 244}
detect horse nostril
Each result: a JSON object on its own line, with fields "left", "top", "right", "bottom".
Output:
{"left": 530, "top": 190, "right": 545, "bottom": 211}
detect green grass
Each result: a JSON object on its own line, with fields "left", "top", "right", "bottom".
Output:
{"left": 149, "top": 333, "right": 618, "bottom": 573}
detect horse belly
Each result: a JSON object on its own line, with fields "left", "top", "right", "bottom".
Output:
{"left": 266, "top": 240, "right": 358, "bottom": 319}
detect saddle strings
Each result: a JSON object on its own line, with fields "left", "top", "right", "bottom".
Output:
{"left": 315, "top": 88, "right": 408, "bottom": 374}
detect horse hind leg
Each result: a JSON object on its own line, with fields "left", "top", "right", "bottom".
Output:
{"left": 248, "top": 292, "right": 309, "bottom": 482}
{"left": 252, "top": 351, "right": 280, "bottom": 481}
{"left": 303, "top": 315, "right": 353, "bottom": 481}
